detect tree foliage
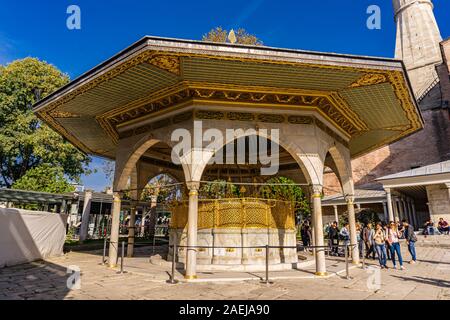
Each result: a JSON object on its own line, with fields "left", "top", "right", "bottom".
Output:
{"left": 259, "top": 177, "right": 310, "bottom": 216}
{"left": 202, "top": 27, "right": 263, "bottom": 45}
{"left": 0, "top": 58, "right": 91, "bottom": 188}
{"left": 140, "top": 174, "right": 180, "bottom": 203}
{"left": 199, "top": 179, "right": 241, "bottom": 199}
{"left": 12, "top": 164, "right": 75, "bottom": 193}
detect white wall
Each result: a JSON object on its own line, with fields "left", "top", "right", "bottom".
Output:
{"left": 0, "top": 208, "right": 67, "bottom": 268}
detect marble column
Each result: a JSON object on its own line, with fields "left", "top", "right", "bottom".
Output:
{"left": 333, "top": 205, "right": 339, "bottom": 224}
{"left": 409, "top": 199, "right": 418, "bottom": 229}
{"left": 79, "top": 190, "right": 92, "bottom": 242}
{"left": 185, "top": 183, "right": 199, "bottom": 280}
{"left": 385, "top": 188, "right": 394, "bottom": 222}
{"left": 346, "top": 195, "right": 360, "bottom": 264}
{"left": 393, "top": 197, "right": 400, "bottom": 222}
{"left": 312, "top": 185, "right": 326, "bottom": 276}
{"left": 108, "top": 192, "right": 122, "bottom": 268}
{"left": 148, "top": 195, "right": 158, "bottom": 238}
{"left": 382, "top": 202, "right": 388, "bottom": 223}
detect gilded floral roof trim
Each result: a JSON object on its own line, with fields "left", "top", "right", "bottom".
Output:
{"left": 48, "top": 111, "right": 80, "bottom": 118}
{"left": 148, "top": 55, "right": 181, "bottom": 75}
{"left": 349, "top": 73, "right": 388, "bottom": 88}
{"left": 97, "top": 83, "right": 363, "bottom": 143}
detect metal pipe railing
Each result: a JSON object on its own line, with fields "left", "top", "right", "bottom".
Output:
{"left": 168, "top": 243, "right": 357, "bottom": 284}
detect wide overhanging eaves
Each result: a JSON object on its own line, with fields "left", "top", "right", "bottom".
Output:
{"left": 32, "top": 36, "right": 423, "bottom": 159}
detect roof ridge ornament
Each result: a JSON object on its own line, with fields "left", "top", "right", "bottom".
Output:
{"left": 228, "top": 29, "right": 237, "bottom": 44}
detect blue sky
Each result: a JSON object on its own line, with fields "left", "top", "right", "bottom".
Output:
{"left": 1, "top": 0, "right": 449, "bottom": 191}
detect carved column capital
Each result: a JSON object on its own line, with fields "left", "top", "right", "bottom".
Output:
{"left": 310, "top": 184, "right": 323, "bottom": 198}
{"left": 186, "top": 181, "right": 200, "bottom": 193}
{"left": 345, "top": 195, "right": 355, "bottom": 205}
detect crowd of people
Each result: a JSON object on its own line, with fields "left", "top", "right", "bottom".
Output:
{"left": 299, "top": 218, "right": 429, "bottom": 270}
{"left": 423, "top": 217, "right": 450, "bottom": 235}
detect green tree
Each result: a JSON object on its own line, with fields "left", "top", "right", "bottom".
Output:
{"left": 202, "top": 27, "right": 263, "bottom": 45}
{"left": 199, "top": 179, "right": 241, "bottom": 199}
{"left": 259, "top": 177, "right": 310, "bottom": 216}
{"left": 0, "top": 58, "right": 91, "bottom": 188}
{"left": 12, "top": 164, "right": 75, "bottom": 193}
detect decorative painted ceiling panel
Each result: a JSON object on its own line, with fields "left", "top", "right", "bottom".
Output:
{"left": 340, "top": 83, "right": 410, "bottom": 129}
{"left": 182, "top": 57, "right": 364, "bottom": 91}
{"left": 60, "top": 63, "right": 179, "bottom": 116}
{"left": 57, "top": 117, "right": 116, "bottom": 155}
{"left": 350, "top": 129, "right": 399, "bottom": 156}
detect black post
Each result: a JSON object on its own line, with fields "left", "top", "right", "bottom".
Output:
{"left": 119, "top": 241, "right": 125, "bottom": 274}
{"left": 167, "top": 233, "right": 178, "bottom": 284}
{"left": 101, "top": 237, "right": 107, "bottom": 265}
{"left": 261, "top": 245, "right": 272, "bottom": 285}
{"left": 345, "top": 244, "right": 349, "bottom": 279}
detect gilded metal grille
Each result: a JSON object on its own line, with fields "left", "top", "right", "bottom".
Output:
{"left": 169, "top": 198, "right": 295, "bottom": 230}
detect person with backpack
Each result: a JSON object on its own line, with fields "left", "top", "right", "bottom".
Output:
{"left": 387, "top": 221, "right": 405, "bottom": 270}
{"left": 340, "top": 223, "right": 350, "bottom": 256}
{"left": 363, "top": 223, "right": 376, "bottom": 260}
{"left": 402, "top": 219, "right": 417, "bottom": 264}
{"left": 328, "top": 221, "right": 340, "bottom": 256}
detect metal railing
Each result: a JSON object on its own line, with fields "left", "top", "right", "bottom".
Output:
{"left": 101, "top": 237, "right": 126, "bottom": 274}
{"left": 167, "top": 242, "right": 358, "bottom": 284}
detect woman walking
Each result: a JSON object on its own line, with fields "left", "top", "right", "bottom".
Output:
{"left": 374, "top": 223, "right": 388, "bottom": 269}
{"left": 387, "top": 221, "right": 405, "bottom": 270}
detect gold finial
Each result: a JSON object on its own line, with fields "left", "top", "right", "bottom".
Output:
{"left": 228, "top": 29, "right": 237, "bottom": 44}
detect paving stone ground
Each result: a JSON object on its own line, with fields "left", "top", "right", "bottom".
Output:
{"left": 1, "top": 236, "right": 450, "bottom": 300}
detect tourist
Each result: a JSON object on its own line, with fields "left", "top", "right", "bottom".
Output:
{"left": 402, "top": 219, "right": 417, "bottom": 264}
{"left": 383, "top": 223, "right": 391, "bottom": 260}
{"left": 356, "top": 223, "right": 364, "bottom": 258}
{"left": 387, "top": 221, "right": 405, "bottom": 270}
{"left": 328, "top": 221, "right": 340, "bottom": 256}
{"left": 363, "top": 223, "right": 376, "bottom": 259}
{"left": 301, "top": 221, "right": 312, "bottom": 250}
{"left": 438, "top": 218, "right": 450, "bottom": 235}
{"left": 425, "top": 220, "right": 435, "bottom": 235}
{"left": 373, "top": 222, "right": 388, "bottom": 269}
{"left": 340, "top": 223, "right": 350, "bottom": 256}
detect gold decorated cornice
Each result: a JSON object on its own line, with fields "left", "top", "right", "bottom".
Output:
{"left": 349, "top": 73, "right": 388, "bottom": 88}
{"left": 148, "top": 55, "right": 181, "bottom": 75}
{"left": 96, "top": 83, "right": 364, "bottom": 143}
{"left": 48, "top": 110, "right": 80, "bottom": 118}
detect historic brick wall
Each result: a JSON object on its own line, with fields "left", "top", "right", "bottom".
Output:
{"left": 426, "top": 184, "right": 450, "bottom": 223}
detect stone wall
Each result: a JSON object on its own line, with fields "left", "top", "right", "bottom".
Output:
{"left": 426, "top": 184, "right": 450, "bottom": 223}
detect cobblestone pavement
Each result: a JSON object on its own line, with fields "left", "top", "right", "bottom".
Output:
{"left": 1, "top": 239, "right": 450, "bottom": 300}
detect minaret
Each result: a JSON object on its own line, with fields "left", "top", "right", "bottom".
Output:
{"left": 393, "top": 0, "right": 443, "bottom": 96}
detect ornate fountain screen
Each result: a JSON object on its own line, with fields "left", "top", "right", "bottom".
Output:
{"left": 170, "top": 198, "right": 296, "bottom": 230}
{"left": 169, "top": 198, "right": 298, "bottom": 271}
